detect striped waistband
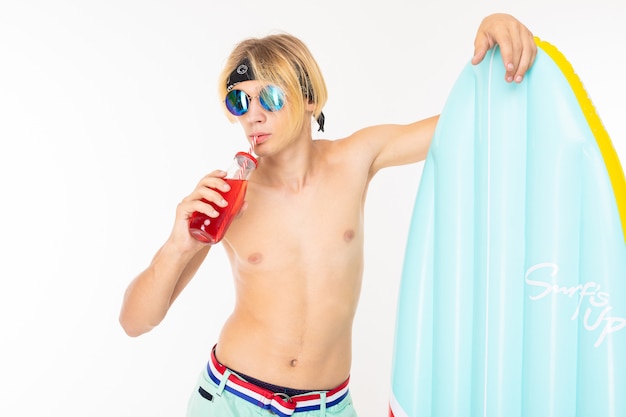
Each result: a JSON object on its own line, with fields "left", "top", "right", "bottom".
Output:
{"left": 207, "top": 349, "right": 350, "bottom": 417}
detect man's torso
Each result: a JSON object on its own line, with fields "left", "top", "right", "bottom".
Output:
{"left": 216, "top": 138, "right": 373, "bottom": 390}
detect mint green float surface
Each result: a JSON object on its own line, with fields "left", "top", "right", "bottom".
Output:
{"left": 389, "top": 45, "right": 626, "bottom": 417}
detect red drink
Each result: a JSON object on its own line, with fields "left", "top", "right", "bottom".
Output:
{"left": 188, "top": 178, "right": 249, "bottom": 244}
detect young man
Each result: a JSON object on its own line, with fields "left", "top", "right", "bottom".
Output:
{"left": 120, "top": 13, "right": 536, "bottom": 417}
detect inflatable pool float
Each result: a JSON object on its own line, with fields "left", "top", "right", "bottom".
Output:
{"left": 389, "top": 38, "right": 626, "bottom": 417}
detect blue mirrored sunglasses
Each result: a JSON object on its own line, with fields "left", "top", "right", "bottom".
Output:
{"left": 225, "top": 85, "right": 286, "bottom": 116}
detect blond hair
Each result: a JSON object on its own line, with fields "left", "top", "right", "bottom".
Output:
{"left": 218, "top": 33, "right": 327, "bottom": 135}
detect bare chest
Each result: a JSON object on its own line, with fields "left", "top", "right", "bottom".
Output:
{"left": 223, "top": 175, "right": 366, "bottom": 272}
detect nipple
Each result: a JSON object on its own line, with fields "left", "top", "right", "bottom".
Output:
{"left": 247, "top": 252, "right": 263, "bottom": 264}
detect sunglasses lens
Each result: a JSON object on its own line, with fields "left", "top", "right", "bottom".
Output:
{"left": 225, "top": 90, "right": 249, "bottom": 116}
{"left": 225, "top": 86, "right": 285, "bottom": 116}
{"left": 259, "top": 85, "right": 285, "bottom": 112}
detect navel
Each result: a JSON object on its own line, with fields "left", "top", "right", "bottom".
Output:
{"left": 290, "top": 359, "right": 298, "bottom": 367}
{"left": 343, "top": 229, "right": 355, "bottom": 242}
{"left": 247, "top": 252, "right": 263, "bottom": 264}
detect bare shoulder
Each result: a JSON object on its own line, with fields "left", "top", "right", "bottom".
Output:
{"left": 317, "top": 124, "right": 394, "bottom": 156}
{"left": 312, "top": 115, "right": 437, "bottom": 177}
{"left": 313, "top": 132, "right": 377, "bottom": 168}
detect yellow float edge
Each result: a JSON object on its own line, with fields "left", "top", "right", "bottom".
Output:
{"left": 535, "top": 37, "right": 626, "bottom": 244}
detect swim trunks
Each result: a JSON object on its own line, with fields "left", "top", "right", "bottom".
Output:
{"left": 185, "top": 347, "right": 358, "bottom": 417}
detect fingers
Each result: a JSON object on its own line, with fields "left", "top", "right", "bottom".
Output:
{"left": 498, "top": 25, "right": 536, "bottom": 83}
{"left": 471, "top": 35, "right": 493, "bottom": 66}
{"left": 472, "top": 13, "right": 537, "bottom": 83}
{"left": 497, "top": 28, "right": 522, "bottom": 82}
{"left": 165, "top": 170, "right": 232, "bottom": 248}
{"left": 179, "top": 170, "right": 230, "bottom": 219}
{"left": 513, "top": 31, "right": 537, "bottom": 82}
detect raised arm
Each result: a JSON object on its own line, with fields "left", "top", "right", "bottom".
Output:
{"left": 360, "top": 116, "right": 440, "bottom": 176}
{"left": 119, "top": 169, "right": 231, "bottom": 336}
{"left": 363, "top": 14, "right": 536, "bottom": 175}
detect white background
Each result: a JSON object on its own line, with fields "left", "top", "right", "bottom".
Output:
{"left": 1, "top": 1, "right": 624, "bottom": 416}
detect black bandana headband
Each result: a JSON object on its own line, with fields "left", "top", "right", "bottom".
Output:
{"left": 226, "top": 58, "right": 255, "bottom": 92}
{"left": 225, "top": 58, "right": 325, "bottom": 132}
